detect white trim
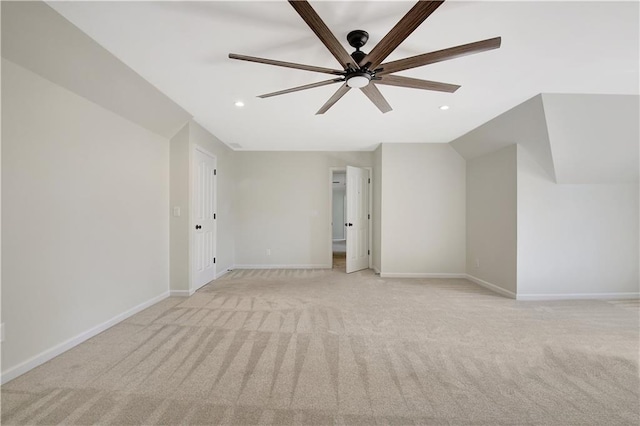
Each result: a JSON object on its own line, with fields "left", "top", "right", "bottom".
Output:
{"left": 216, "top": 268, "right": 232, "bottom": 279}
{"left": 380, "top": 272, "right": 467, "bottom": 278}
{"left": 366, "top": 166, "right": 373, "bottom": 270}
{"left": 329, "top": 167, "right": 346, "bottom": 270}
{"left": 193, "top": 144, "right": 217, "bottom": 161}
{"left": 233, "top": 264, "right": 331, "bottom": 270}
{"left": 465, "top": 274, "right": 517, "bottom": 299}
{"left": 372, "top": 266, "right": 381, "bottom": 274}
{"left": 170, "top": 289, "right": 195, "bottom": 297}
{"left": 329, "top": 166, "right": 373, "bottom": 272}
{"left": 173, "top": 267, "right": 231, "bottom": 294}
{"left": 517, "top": 292, "right": 640, "bottom": 301}
{"left": 187, "top": 139, "right": 194, "bottom": 293}
{"left": 1, "top": 291, "right": 169, "bottom": 385}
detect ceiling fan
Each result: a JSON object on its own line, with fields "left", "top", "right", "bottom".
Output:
{"left": 229, "top": 0, "right": 501, "bottom": 114}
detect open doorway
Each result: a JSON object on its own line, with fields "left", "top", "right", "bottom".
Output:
{"left": 332, "top": 171, "right": 347, "bottom": 271}
{"left": 330, "top": 166, "right": 371, "bottom": 273}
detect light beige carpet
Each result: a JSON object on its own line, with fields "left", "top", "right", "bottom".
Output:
{"left": 2, "top": 268, "right": 639, "bottom": 425}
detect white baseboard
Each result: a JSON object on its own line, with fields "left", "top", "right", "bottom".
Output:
{"left": 380, "top": 272, "right": 466, "bottom": 279}
{"left": 216, "top": 268, "right": 232, "bottom": 279}
{"left": 372, "top": 266, "right": 381, "bottom": 274}
{"left": 170, "top": 270, "right": 233, "bottom": 297}
{"left": 517, "top": 292, "right": 640, "bottom": 301}
{"left": 465, "top": 274, "right": 517, "bottom": 299}
{"left": 169, "top": 289, "right": 195, "bottom": 297}
{"left": 232, "top": 264, "right": 331, "bottom": 270}
{"left": 464, "top": 276, "right": 639, "bottom": 301}
{"left": 1, "top": 291, "right": 170, "bottom": 385}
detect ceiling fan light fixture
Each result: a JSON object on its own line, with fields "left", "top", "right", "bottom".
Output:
{"left": 346, "top": 72, "right": 371, "bottom": 88}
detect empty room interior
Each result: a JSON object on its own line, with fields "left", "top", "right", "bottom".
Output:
{"left": 1, "top": 1, "right": 639, "bottom": 425}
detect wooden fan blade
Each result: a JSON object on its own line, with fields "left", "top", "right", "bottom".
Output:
{"left": 316, "top": 83, "right": 351, "bottom": 115}
{"left": 258, "top": 78, "right": 344, "bottom": 98}
{"left": 359, "top": 1, "right": 444, "bottom": 69}
{"left": 377, "top": 37, "right": 502, "bottom": 75}
{"left": 288, "top": 1, "right": 355, "bottom": 69}
{"left": 361, "top": 84, "right": 392, "bottom": 113}
{"left": 229, "top": 53, "right": 344, "bottom": 75}
{"left": 376, "top": 75, "right": 460, "bottom": 93}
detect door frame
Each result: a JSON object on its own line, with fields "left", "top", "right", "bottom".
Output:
{"left": 329, "top": 167, "right": 372, "bottom": 270}
{"left": 190, "top": 144, "right": 217, "bottom": 293}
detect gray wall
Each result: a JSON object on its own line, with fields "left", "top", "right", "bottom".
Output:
{"left": 466, "top": 145, "right": 517, "bottom": 295}
{"left": 380, "top": 144, "right": 466, "bottom": 276}
{"left": 2, "top": 58, "right": 170, "bottom": 377}
{"left": 169, "top": 123, "right": 190, "bottom": 291}
{"left": 517, "top": 147, "right": 639, "bottom": 297}
{"left": 453, "top": 92, "right": 639, "bottom": 299}
{"left": 233, "top": 151, "right": 373, "bottom": 268}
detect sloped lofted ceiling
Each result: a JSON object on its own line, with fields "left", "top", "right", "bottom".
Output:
{"left": 451, "top": 93, "right": 640, "bottom": 184}
{"left": 542, "top": 94, "right": 639, "bottom": 184}
{"left": 1, "top": 1, "right": 192, "bottom": 139}
{"left": 450, "top": 94, "right": 555, "bottom": 179}
{"left": 47, "top": 1, "right": 639, "bottom": 151}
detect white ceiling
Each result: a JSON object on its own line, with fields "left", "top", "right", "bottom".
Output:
{"left": 48, "top": 1, "right": 639, "bottom": 151}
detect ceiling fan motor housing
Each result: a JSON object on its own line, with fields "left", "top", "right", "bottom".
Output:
{"left": 350, "top": 50, "right": 367, "bottom": 65}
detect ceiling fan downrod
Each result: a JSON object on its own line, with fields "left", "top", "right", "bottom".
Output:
{"left": 347, "top": 30, "right": 369, "bottom": 66}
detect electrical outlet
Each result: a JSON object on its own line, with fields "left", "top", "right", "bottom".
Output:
{"left": 172, "top": 206, "right": 181, "bottom": 217}
{"left": 475, "top": 258, "right": 480, "bottom": 268}
{"left": 266, "top": 249, "right": 271, "bottom": 256}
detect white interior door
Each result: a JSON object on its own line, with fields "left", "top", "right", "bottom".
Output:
{"left": 346, "top": 166, "right": 369, "bottom": 273}
{"left": 192, "top": 148, "right": 216, "bottom": 290}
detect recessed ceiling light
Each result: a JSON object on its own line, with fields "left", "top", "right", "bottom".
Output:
{"left": 235, "top": 101, "right": 245, "bottom": 107}
{"left": 439, "top": 105, "right": 450, "bottom": 110}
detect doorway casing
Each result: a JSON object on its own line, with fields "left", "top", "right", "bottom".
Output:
{"left": 329, "top": 167, "right": 373, "bottom": 272}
